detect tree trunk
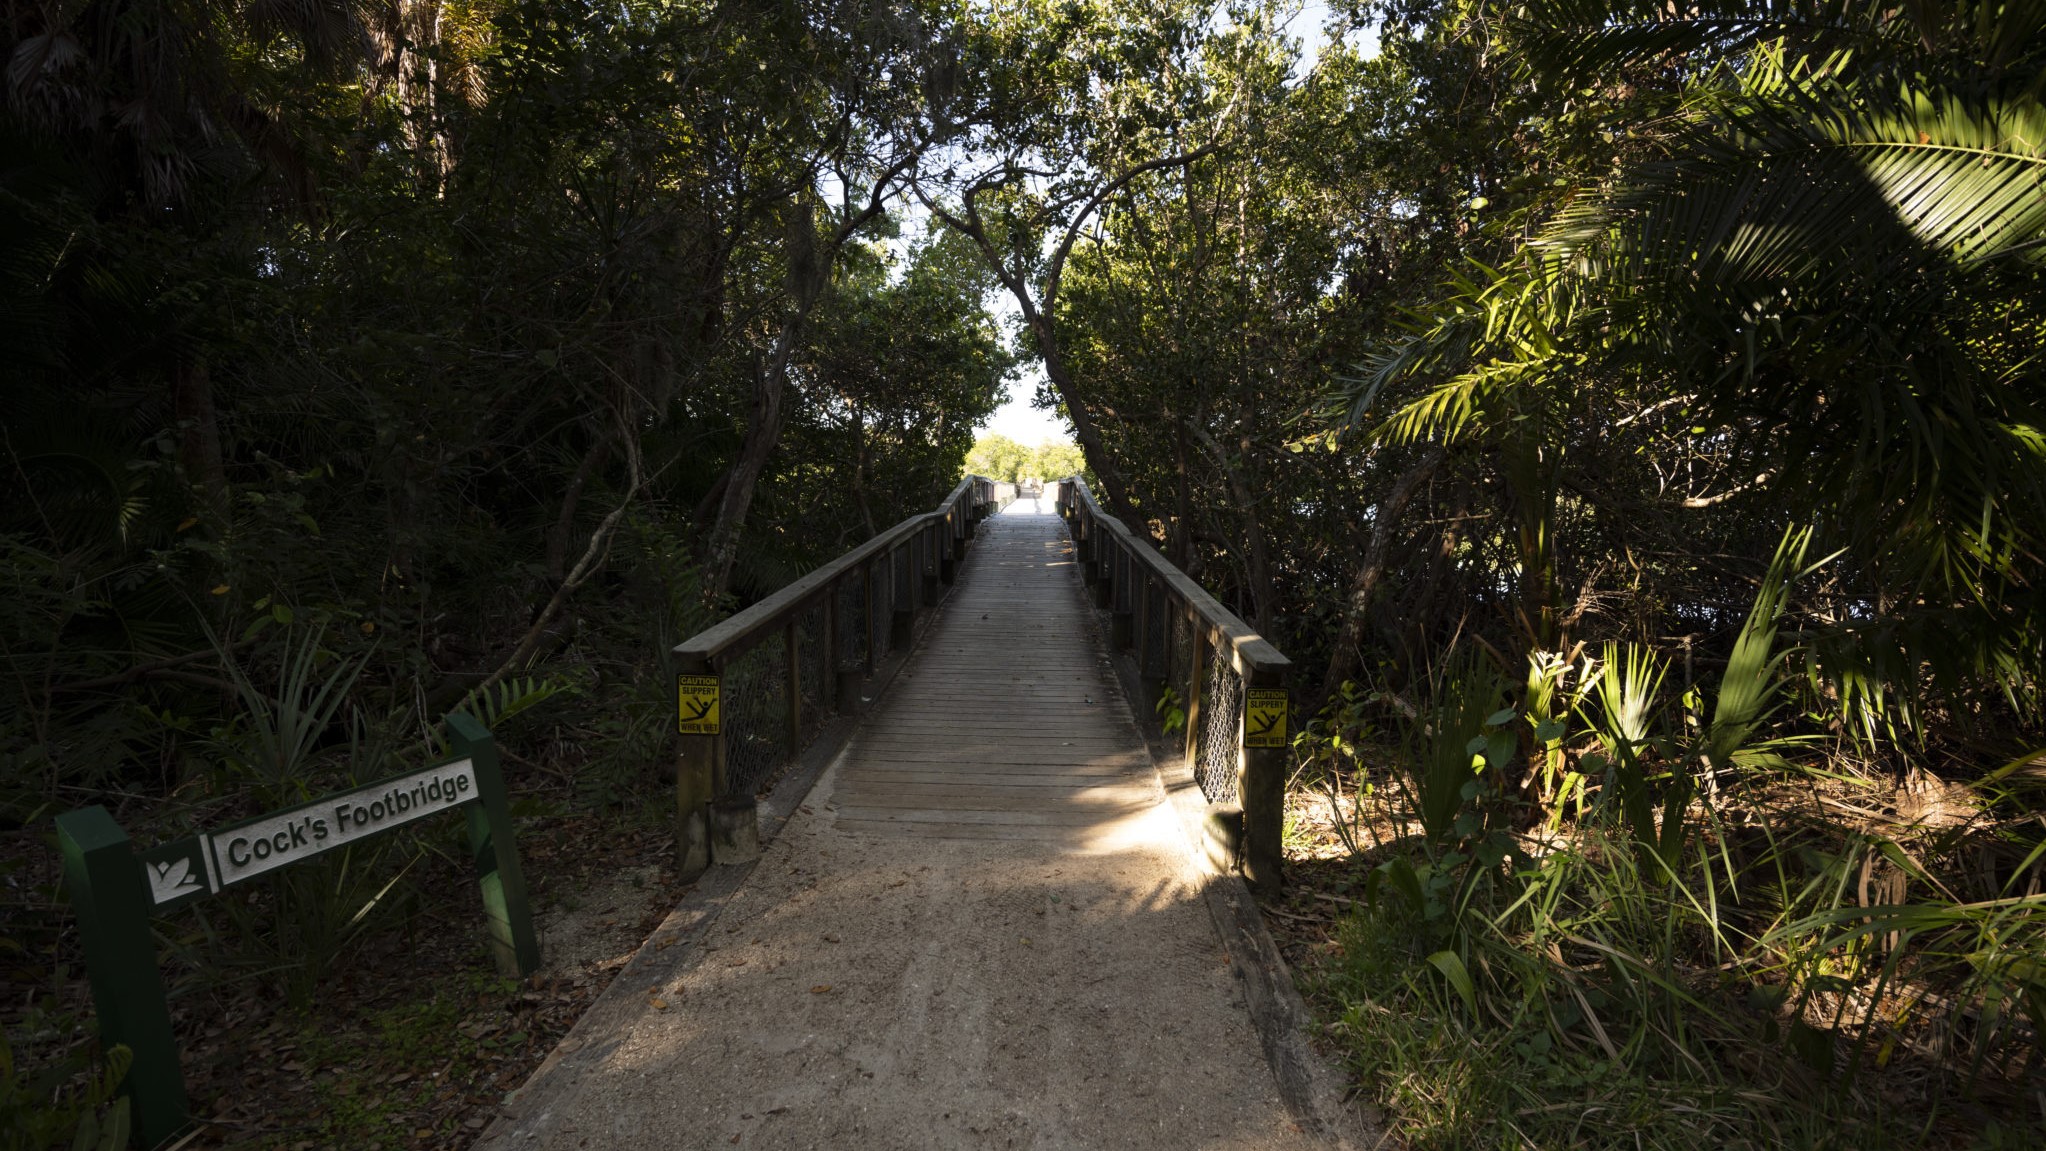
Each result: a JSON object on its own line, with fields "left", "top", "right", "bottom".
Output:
{"left": 1312, "top": 449, "right": 1444, "bottom": 715}
{"left": 700, "top": 337, "right": 796, "bottom": 603}
{"left": 1170, "top": 418, "right": 1192, "bottom": 568}
{"left": 1022, "top": 308, "right": 1150, "bottom": 540}
{"left": 546, "top": 436, "right": 611, "bottom": 583}
{"left": 1189, "top": 420, "right": 1276, "bottom": 635}
{"left": 851, "top": 398, "right": 877, "bottom": 538}
{"left": 173, "top": 352, "right": 227, "bottom": 512}
{"left": 699, "top": 195, "right": 831, "bottom": 603}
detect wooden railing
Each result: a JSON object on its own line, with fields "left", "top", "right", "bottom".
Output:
{"left": 1056, "top": 477, "right": 1292, "bottom": 891}
{"left": 671, "top": 476, "right": 1003, "bottom": 875}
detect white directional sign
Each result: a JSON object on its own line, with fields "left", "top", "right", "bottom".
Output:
{"left": 140, "top": 758, "right": 478, "bottom": 908}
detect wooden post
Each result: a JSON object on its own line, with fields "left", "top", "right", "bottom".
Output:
{"left": 709, "top": 798, "right": 762, "bottom": 863}
{"left": 905, "top": 534, "right": 918, "bottom": 612}
{"left": 1137, "top": 581, "right": 1165, "bottom": 715}
{"left": 449, "top": 714, "right": 542, "bottom": 976}
{"left": 675, "top": 656, "right": 720, "bottom": 880}
{"left": 922, "top": 525, "right": 943, "bottom": 600}
{"left": 1109, "top": 548, "right": 1133, "bottom": 648}
{"left": 864, "top": 560, "right": 880, "bottom": 674}
{"left": 1239, "top": 666, "right": 1289, "bottom": 895}
{"left": 55, "top": 807, "right": 187, "bottom": 1148}
{"left": 890, "top": 545, "right": 914, "bottom": 649}
{"left": 828, "top": 581, "right": 857, "bottom": 712}
{"left": 1093, "top": 536, "right": 1115, "bottom": 609}
{"left": 820, "top": 587, "right": 838, "bottom": 709}
{"left": 784, "top": 620, "right": 802, "bottom": 753}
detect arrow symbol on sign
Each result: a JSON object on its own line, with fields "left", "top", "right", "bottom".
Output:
{"left": 148, "top": 856, "right": 203, "bottom": 904}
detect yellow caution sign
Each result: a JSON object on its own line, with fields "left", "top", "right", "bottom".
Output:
{"left": 676, "top": 675, "right": 721, "bottom": 734}
{"left": 1245, "top": 688, "right": 1289, "bottom": 748}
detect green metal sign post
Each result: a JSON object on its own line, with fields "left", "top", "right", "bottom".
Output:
{"left": 55, "top": 717, "right": 539, "bottom": 1148}
{"left": 450, "top": 713, "right": 541, "bottom": 975}
{"left": 53, "top": 809, "right": 186, "bottom": 1149}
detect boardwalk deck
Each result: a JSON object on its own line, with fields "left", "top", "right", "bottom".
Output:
{"left": 480, "top": 505, "right": 1328, "bottom": 1150}
{"left": 831, "top": 513, "right": 1163, "bottom": 845}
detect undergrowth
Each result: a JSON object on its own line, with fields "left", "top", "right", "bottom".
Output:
{"left": 1297, "top": 530, "right": 2046, "bottom": 1148}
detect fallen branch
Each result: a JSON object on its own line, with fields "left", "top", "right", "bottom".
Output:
{"left": 47, "top": 646, "right": 242, "bottom": 695}
{"left": 465, "top": 429, "right": 644, "bottom": 710}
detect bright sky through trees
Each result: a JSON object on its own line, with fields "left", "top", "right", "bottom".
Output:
{"left": 970, "top": 0, "right": 1346, "bottom": 452}
{"left": 981, "top": 369, "right": 1074, "bottom": 443}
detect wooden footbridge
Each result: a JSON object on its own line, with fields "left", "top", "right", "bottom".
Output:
{"left": 477, "top": 479, "right": 1364, "bottom": 1150}
{"left": 668, "top": 476, "right": 1290, "bottom": 888}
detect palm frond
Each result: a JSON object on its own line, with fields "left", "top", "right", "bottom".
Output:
{"left": 1709, "top": 526, "right": 1822, "bottom": 765}
{"left": 1506, "top": 1, "right": 2046, "bottom": 91}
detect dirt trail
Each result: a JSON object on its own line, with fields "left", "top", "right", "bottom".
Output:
{"left": 479, "top": 509, "right": 1329, "bottom": 1150}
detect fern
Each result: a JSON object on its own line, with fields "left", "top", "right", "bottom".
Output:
{"left": 449, "top": 675, "right": 572, "bottom": 735}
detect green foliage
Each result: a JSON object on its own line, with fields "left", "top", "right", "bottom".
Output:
{"left": 1318, "top": 549, "right": 2045, "bottom": 1141}
{"left": 287, "top": 972, "right": 528, "bottom": 1148}
{"left": 965, "top": 434, "right": 1032, "bottom": 483}
{"left": 964, "top": 434, "right": 1087, "bottom": 484}
{"left": 1401, "top": 657, "right": 1513, "bottom": 847}
{"left": 1326, "top": 0, "right": 2046, "bottom": 724}
{"left": 0, "top": 1030, "right": 130, "bottom": 1151}
{"left": 209, "top": 629, "right": 371, "bottom": 809}
{"left": 1295, "top": 681, "right": 1392, "bottom": 857}
{"left": 1, "top": 0, "right": 1003, "bottom": 1006}
{"left": 448, "top": 677, "right": 573, "bottom": 745}
{"left": 1155, "top": 685, "right": 1188, "bottom": 736}
{"left": 2, "top": 0, "right": 2041, "bottom": 1139}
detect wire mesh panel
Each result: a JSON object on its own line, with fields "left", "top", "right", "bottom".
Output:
{"left": 1193, "top": 648, "right": 1245, "bottom": 804}
{"left": 720, "top": 634, "right": 789, "bottom": 798}
{"left": 797, "top": 599, "right": 828, "bottom": 739}
{"left": 836, "top": 572, "right": 868, "bottom": 671}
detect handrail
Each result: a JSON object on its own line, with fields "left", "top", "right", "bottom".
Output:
{"left": 669, "top": 475, "right": 1001, "bottom": 876}
{"left": 1055, "top": 475, "right": 1292, "bottom": 891}
{"left": 675, "top": 476, "right": 992, "bottom": 669}
{"left": 1056, "top": 478, "right": 1289, "bottom": 681}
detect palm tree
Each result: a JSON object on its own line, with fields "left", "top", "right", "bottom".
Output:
{"left": 1331, "top": 0, "right": 2046, "bottom": 732}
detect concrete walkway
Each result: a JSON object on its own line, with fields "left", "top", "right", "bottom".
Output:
{"left": 482, "top": 507, "right": 1324, "bottom": 1150}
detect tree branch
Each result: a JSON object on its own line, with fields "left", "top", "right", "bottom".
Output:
{"left": 1044, "top": 140, "right": 1227, "bottom": 309}
{"left": 467, "top": 422, "right": 644, "bottom": 708}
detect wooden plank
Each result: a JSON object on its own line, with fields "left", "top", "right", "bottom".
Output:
{"left": 832, "top": 818, "right": 1073, "bottom": 842}
{"left": 844, "top": 756, "right": 1137, "bottom": 773}
{"left": 841, "top": 755, "right": 1140, "bottom": 769}
{"left": 812, "top": 506, "right": 1181, "bottom": 849}
{"left": 837, "top": 769, "right": 1144, "bottom": 788}
{"left": 835, "top": 782, "right": 1155, "bottom": 804}
{"left": 852, "top": 717, "right": 1128, "bottom": 732}
{"left": 832, "top": 806, "right": 1124, "bottom": 828}
{"left": 849, "top": 735, "right": 1136, "bottom": 752}
{"left": 833, "top": 791, "right": 1153, "bottom": 815}
{"left": 838, "top": 781, "right": 1141, "bottom": 798}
